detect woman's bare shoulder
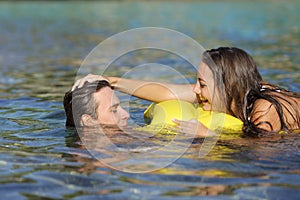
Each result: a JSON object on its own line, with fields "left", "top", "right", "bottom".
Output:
{"left": 251, "top": 93, "right": 300, "bottom": 131}
{"left": 250, "top": 99, "right": 281, "bottom": 132}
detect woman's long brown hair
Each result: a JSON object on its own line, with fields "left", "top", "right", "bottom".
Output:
{"left": 202, "top": 47, "right": 300, "bottom": 137}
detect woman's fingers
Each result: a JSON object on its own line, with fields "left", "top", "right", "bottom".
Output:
{"left": 172, "top": 118, "right": 212, "bottom": 137}
{"left": 71, "top": 74, "right": 109, "bottom": 91}
{"left": 172, "top": 119, "right": 199, "bottom": 135}
{"left": 172, "top": 118, "right": 181, "bottom": 125}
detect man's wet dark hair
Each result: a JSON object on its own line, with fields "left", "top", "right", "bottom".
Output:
{"left": 63, "top": 80, "right": 112, "bottom": 127}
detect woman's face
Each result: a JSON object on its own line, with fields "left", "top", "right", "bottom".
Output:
{"left": 193, "top": 62, "right": 219, "bottom": 111}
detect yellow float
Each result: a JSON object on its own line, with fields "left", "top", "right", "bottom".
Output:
{"left": 140, "top": 100, "right": 243, "bottom": 134}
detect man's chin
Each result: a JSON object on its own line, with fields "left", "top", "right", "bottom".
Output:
{"left": 100, "top": 123, "right": 128, "bottom": 129}
{"left": 118, "top": 123, "right": 128, "bottom": 129}
{"left": 99, "top": 123, "right": 120, "bottom": 129}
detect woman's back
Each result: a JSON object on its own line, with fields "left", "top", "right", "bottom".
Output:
{"left": 246, "top": 83, "right": 300, "bottom": 134}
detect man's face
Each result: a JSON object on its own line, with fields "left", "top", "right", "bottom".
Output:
{"left": 93, "top": 87, "right": 130, "bottom": 128}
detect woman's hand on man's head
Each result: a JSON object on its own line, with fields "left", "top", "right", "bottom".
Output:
{"left": 71, "top": 74, "right": 110, "bottom": 91}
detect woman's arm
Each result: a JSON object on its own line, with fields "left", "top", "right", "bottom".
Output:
{"left": 72, "top": 74, "right": 197, "bottom": 103}
{"left": 109, "top": 76, "right": 196, "bottom": 103}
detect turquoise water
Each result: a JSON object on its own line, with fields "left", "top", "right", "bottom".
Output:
{"left": 0, "top": 1, "right": 299, "bottom": 199}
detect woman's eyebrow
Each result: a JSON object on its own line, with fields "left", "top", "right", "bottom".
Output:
{"left": 198, "top": 77, "right": 206, "bottom": 82}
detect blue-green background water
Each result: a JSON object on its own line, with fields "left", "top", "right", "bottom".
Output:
{"left": 0, "top": 1, "right": 300, "bottom": 199}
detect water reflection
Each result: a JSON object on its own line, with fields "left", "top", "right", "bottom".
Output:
{"left": 63, "top": 127, "right": 300, "bottom": 198}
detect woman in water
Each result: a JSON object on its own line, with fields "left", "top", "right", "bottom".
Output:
{"left": 73, "top": 47, "right": 300, "bottom": 137}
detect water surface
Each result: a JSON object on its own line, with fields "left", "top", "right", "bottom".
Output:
{"left": 0, "top": 1, "right": 299, "bottom": 199}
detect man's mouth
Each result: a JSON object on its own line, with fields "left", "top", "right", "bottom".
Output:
{"left": 119, "top": 122, "right": 128, "bottom": 128}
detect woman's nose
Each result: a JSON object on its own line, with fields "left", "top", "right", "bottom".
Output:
{"left": 193, "top": 82, "right": 201, "bottom": 95}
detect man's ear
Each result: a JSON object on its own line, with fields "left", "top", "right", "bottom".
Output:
{"left": 81, "top": 114, "right": 98, "bottom": 127}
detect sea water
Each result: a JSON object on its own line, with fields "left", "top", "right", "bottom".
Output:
{"left": 0, "top": 1, "right": 299, "bottom": 199}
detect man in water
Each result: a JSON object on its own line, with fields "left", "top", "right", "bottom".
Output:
{"left": 63, "top": 80, "right": 130, "bottom": 129}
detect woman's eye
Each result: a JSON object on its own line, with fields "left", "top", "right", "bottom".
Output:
{"left": 200, "top": 83, "right": 206, "bottom": 88}
{"left": 112, "top": 109, "right": 117, "bottom": 113}
{"left": 198, "top": 78, "right": 206, "bottom": 88}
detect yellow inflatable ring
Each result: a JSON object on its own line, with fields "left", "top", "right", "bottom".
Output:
{"left": 142, "top": 100, "right": 243, "bottom": 133}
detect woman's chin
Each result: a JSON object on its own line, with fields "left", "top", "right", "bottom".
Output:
{"left": 202, "top": 104, "right": 212, "bottom": 111}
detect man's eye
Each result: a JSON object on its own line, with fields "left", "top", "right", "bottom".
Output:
{"left": 112, "top": 109, "right": 117, "bottom": 113}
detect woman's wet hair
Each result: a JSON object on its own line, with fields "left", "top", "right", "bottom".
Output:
{"left": 202, "top": 47, "right": 262, "bottom": 120}
{"left": 202, "top": 47, "right": 300, "bottom": 137}
{"left": 63, "top": 80, "right": 112, "bottom": 127}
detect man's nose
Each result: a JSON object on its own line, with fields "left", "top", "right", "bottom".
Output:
{"left": 121, "top": 108, "right": 130, "bottom": 120}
